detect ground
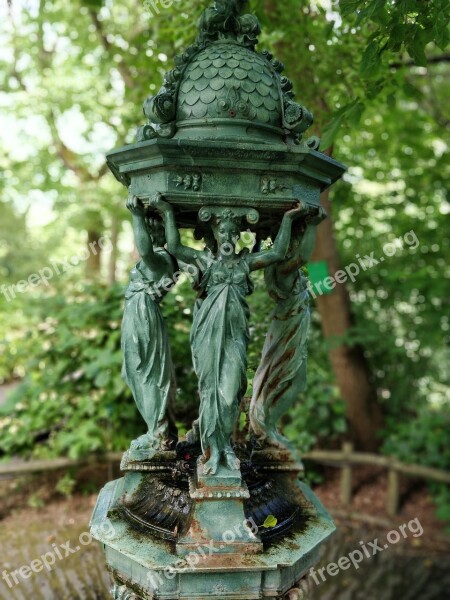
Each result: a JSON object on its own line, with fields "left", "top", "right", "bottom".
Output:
{"left": 0, "top": 464, "right": 449, "bottom": 599}
{"left": 313, "top": 464, "right": 450, "bottom": 554}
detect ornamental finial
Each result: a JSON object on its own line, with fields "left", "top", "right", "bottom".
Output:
{"left": 196, "top": 0, "right": 257, "bottom": 46}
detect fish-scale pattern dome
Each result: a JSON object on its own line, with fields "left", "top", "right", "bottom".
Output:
{"left": 176, "top": 42, "right": 282, "bottom": 128}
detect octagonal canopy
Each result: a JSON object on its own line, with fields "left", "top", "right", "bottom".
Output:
{"left": 106, "top": 0, "right": 346, "bottom": 231}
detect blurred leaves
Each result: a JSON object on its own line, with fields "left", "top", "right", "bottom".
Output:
{"left": 0, "top": 275, "right": 198, "bottom": 459}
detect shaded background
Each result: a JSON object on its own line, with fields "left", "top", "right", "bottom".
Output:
{"left": 0, "top": 0, "right": 449, "bottom": 598}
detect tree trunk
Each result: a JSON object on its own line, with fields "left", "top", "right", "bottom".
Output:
{"left": 108, "top": 217, "right": 121, "bottom": 285}
{"left": 261, "top": 0, "right": 384, "bottom": 451}
{"left": 86, "top": 230, "right": 102, "bottom": 277}
{"left": 311, "top": 187, "right": 384, "bottom": 451}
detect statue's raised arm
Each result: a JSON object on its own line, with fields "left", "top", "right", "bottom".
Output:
{"left": 150, "top": 193, "right": 212, "bottom": 272}
{"left": 245, "top": 202, "right": 310, "bottom": 272}
{"left": 277, "top": 207, "right": 326, "bottom": 276}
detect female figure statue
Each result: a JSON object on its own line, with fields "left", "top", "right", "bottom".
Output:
{"left": 249, "top": 213, "right": 324, "bottom": 449}
{"left": 151, "top": 194, "right": 306, "bottom": 474}
{"left": 121, "top": 195, "right": 178, "bottom": 459}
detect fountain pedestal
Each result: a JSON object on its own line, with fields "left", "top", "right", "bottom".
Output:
{"left": 90, "top": 449, "right": 336, "bottom": 599}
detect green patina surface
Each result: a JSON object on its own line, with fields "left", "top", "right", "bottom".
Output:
{"left": 91, "top": 1, "right": 346, "bottom": 598}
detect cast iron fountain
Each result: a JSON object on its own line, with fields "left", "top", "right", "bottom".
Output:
{"left": 91, "top": 1, "right": 346, "bottom": 598}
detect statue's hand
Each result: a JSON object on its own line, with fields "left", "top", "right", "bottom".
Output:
{"left": 126, "top": 194, "right": 145, "bottom": 216}
{"left": 284, "top": 201, "right": 309, "bottom": 220}
{"left": 149, "top": 193, "right": 172, "bottom": 214}
{"left": 306, "top": 206, "right": 327, "bottom": 225}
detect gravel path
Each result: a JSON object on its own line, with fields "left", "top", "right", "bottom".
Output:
{"left": 0, "top": 494, "right": 449, "bottom": 599}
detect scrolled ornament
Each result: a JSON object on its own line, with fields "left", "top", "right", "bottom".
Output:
{"left": 283, "top": 100, "right": 313, "bottom": 134}
{"left": 246, "top": 208, "right": 260, "bottom": 224}
{"left": 136, "top": 124, "right": 156, "bottom": 142}
{"left": 199, "top": 206, "right": 213, "bottom": 223}
{"left": 236, "top": 13, "right": 261, "bottom": 48}
{"left": 112, "top": 583, "right": 141, "bottom": 600}
{"left": 305, "top": 135, "right": 321, "bottom": 151}
{"left": 144, "top": 93, "right": 176, "bottom": 124}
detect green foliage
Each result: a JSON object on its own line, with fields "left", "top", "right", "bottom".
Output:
{"left": 340, "top": 0, "right": 450, "bottom": 62}
{"left": 330, "top": 77, "right": 449, "bottom": 421}
{"left": 382, "top": 404, "right": 450, "bottom": 473}
{"left": 55, "top": 472, "right": 77, "bottom": 497}
{"left": 27, "top": 492, "right": 45, "bottom": 509}
{"left": 283, "top": 366, "right": 347, "bottom": 454}
{"left": 0, "top": 283, "right": 130, "bottom": 459}
{"left": 0, "top": 199, "right": 52, "bottom": 283}
{"left": 0, "top": 296, "right": 37, "bottom": 385}
{"left": 434, "top": 486, "right": 450, "bottom": 531}
{"left": 331, "top": 0, "right": 450, "bottom": 146}
{"left": 0, "top": 278, "right": 197, "bottom": 459}
{"left": 253, "top": 0, "right": 449, "bottom": 148}
{"left": 382, "top": 403, "right": 450, "bottom": 530}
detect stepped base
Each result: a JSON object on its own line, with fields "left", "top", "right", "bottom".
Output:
{"left": 176, "top": 462, "right": 262, "bottom": 556}
{"left": 91, "top": 458, "right": 335, "bottom": 599}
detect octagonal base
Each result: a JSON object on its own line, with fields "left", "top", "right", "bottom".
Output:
{"left": 91, "top": 471, "right": 335, "bottom": 599}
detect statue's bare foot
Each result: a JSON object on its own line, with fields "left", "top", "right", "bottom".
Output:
{"left": 265, "top": 434, "right": 289, "bottom": 450}
{"left": 128, "top": 434, "right": 159, "bottom": 461}
{"left": 128, "top": 433, "right": 175, "bottom": 460}
{"left": 160, "top": 437, "right": 176, "bottom": 451}
{"left": 130, "top": 433, "right": 152, "bottom": 450}
{"left": 203, "top": 454, "right": 220, "bottom": 475}
{"left": 224, "top": 447, "right": 240, "bottom": 471}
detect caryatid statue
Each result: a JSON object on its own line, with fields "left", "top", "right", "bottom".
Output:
{"left": 151, "top": 194, "right": 309, "bottom": 474}
{"left": 249, "top": 209, "right": 326, "bottom": 449}
{"left": 121, "top": 194, "right": 178, "bottom": 460}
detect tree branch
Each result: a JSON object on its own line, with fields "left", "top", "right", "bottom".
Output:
{"left": 88, "top": 8, "right": 136, "bottom": 89}
{"left": 46, "top": 110, "right": 91, "bottom": 181}
{"left": 32, "top": 2, "right": 111, "bottom": 182}
{"left": 390, "top": 53, "right": 450, "bottom": 70}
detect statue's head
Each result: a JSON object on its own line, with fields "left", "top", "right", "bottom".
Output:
{"left": 214, "top": 219, "right": 240, "bottom": 246}
{"left": 145, "top": 215, "right": 166, "bottom": 247}
{"left": 212, "top": 210, "right": 241, "bottom": 252}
